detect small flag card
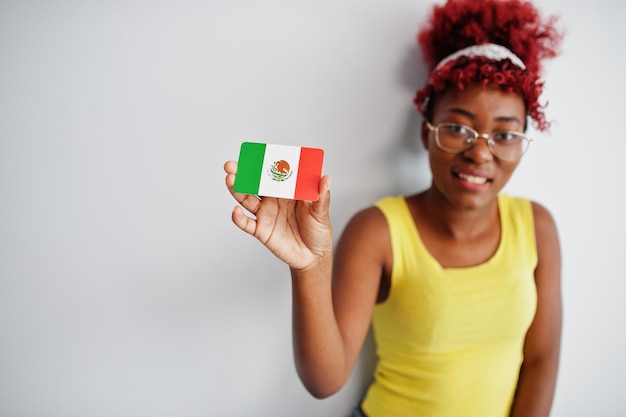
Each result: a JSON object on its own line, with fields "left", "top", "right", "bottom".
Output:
{"left": 234, "top": 142, "right": 325, "bottom": 201}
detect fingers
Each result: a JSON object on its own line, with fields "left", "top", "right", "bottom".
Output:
{"left": 225, "top": 160, "right": 264, "bottom": 232}
{"left": 224, "top": 160, "right": 260, "bottom": 213}
{"left": 224, "top": 161, "right": 237, "bottom": 194}
{"left": 231, "top": 205, "right": 257, "bottom": 235}
{"left": 311, "top": 174, "right": 331, "bottom": 217}
{"left": 224, "top": 160, "right": 237, "bottom": 175}
{"left": 238, "top": 193, "right": 263, "bottom": 216}
{"left": 225, "top": 160, "right": 330, "bottom": 240}
{"left": 224, "top": 160, "right": 237, "bottom": 191}
{"left": 319, "top": 174, "right": 331, "bottom": 199}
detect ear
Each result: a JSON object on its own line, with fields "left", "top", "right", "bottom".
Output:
{"left": 420, "top": 120, "right": 431, "bottom": 150}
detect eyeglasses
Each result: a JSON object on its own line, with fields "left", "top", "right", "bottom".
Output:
{"left": 426, "top": 121, "right": 532, "bottom": 162}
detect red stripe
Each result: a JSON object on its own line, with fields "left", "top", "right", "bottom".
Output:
{"left": 294, "top": 147, "right": 324, "bottom": 200}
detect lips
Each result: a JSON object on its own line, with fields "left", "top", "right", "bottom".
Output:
{"left": 457, "top": 172, "right": 488, "bottom": 184}
{"left": 454, "top": 170, "right": 493, "bottom": 186}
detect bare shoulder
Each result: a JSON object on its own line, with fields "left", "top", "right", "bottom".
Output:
{"left": 530, "top": 201, "right": 561, "bottom": 281}
{"left": 335, "top": 204, "right": 391, "bottom": 269}
{"left": 340, "top": 205, "right": 389, "bottom": 242}
{"left": 333, "top": 204, "right": 392, "bottom": 301}
{"left": 530, "top": 201, "right": 560, "bottom": 246}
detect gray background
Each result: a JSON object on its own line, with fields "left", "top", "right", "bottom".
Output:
{"left": 1, "top": 1, "right": 624, "bottom": 416}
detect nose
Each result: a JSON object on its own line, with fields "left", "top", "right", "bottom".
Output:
{"left": 462, "top": 135, "right": 494, "bottom": 163}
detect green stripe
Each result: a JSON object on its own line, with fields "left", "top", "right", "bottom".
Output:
{"left": 234, "top": 142, "right": 266, "bottom": 195}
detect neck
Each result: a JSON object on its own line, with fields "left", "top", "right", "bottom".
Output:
{"left": 416, "top": 187, "right": 500, "bottom": 240}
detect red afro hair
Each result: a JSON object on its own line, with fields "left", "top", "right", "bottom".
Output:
{"left": 414, "top": 0, "right": 563, "bottom": 131}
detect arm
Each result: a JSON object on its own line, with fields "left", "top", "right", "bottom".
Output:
{"left": 509, "top": 202, "right": 562, "bottom": 417}
{"left": 224, "top": 161, "right": 386, "bottom": 398}
{"left": 291, "top": 206, "right": 389, "bottom": 398}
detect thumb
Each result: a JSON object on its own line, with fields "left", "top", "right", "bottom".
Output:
{"left": 311, "top": 174, "right": 331, "bottom": 216}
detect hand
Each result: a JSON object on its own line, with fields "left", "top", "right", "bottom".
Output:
{"left": 224, "top": 161, "right": 333, "bottom": 271}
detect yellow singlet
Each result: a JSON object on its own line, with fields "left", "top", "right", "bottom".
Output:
{"left": 361, "top": 194, "right": 538, "bottom": 417}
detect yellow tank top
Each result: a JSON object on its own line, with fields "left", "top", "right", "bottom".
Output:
{"left": 361, "top": 194, "right": 538, "bottom": 417}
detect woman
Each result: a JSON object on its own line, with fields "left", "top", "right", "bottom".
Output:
{"left": 224, "top": 0, "right": 563, "bottom": 416}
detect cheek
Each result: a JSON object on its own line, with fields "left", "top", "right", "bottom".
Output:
{"left": 492, "top": 161, "right": 521, "bottom": 187}
{"left": 427, "top": 139, "right": 456, "bottom": 161}
{"left": 501, "top": 161, "right": 521, "bottom": 176}
{"left": 421, "top": 133, "right": 432, "bottom": 150}
{"left": 427, "top": 147, "right": 454, "bottom": 176}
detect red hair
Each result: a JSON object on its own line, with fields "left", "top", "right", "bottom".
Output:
{"left": 414, "top": 0, "right": 563, "bottom": 131}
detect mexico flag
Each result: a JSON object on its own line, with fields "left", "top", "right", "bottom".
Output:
{"left": 234, "top": 142, "right": 325, "bottom": 201}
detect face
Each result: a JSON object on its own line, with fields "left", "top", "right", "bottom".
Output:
{"left": 421, "top": 83, "right": 526, "bottom": 210}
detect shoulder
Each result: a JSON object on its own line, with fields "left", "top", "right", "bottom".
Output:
{"left": 502, "top": 195, "right": 558, "bottom": 240}
{"left": 334, "top": 202, "right": 394, "bottom": 302}
{"left": 336, "top": 200, "right": 395, "bottom": 271}
{"left": 341, "top": 203, "right": 390, "bottom": 243}
{"left": 529, "top": 200, "right": 561, "bottom": 278}
{"left": 342, "top": 195, "right": 408, "bottom": 237}
{"left": 530, "top": 201, "right": 559, "bottom": 243}
{"left": 502, "top": 196, "right": 561, "bottom": 271}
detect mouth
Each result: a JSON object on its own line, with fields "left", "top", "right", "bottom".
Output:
{"left": 455, "top": 172, "right": 491, "bottom": 185}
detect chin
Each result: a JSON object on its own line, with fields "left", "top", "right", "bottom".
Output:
{"left": 446, "top": 190, "right": 498, "bottom": 211}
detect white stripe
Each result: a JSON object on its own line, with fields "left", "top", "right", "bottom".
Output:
{"left": 434, "top": 43, "right": 526, "bottom": 71}
{"left": 258, "top": 144, "right": 301, "bottom": 198}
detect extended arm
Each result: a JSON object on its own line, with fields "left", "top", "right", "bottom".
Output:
{"left": 291, "top": 207, "right": 388, "bottom": 398}
{"left": 224, "top": 161, "right": 385, "bottom": 398}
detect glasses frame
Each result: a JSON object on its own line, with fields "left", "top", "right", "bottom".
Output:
{"left": 426, "top": 121, "right": 533, "bottom": 162}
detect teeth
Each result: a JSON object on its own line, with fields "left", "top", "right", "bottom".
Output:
{"left": 458, "top": 173, "right": 488, "bottom": 184}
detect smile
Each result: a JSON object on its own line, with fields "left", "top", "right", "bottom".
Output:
{"left": 457, "top": 172, "right": 489, "bottom": 184}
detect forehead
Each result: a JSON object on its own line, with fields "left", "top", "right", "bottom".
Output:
{"left": 432, "top": 83, "right": 526, "bottom": 121}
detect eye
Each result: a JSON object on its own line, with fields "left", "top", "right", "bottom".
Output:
{"left": 448, "top": 124, "right": 470, "bottom": 134}
{"left": 441, "top": 123, "right": 473, "bottom": 137}
{"left": 493, "top": 132, "right": 523, "bottom": 142}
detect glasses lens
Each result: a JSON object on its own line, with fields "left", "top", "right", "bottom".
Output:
{"left": 436, "top": 124, "right": 475, "bottom": 152}
{"left": 490, "top": 132, "right": 529, "bottom": 161}
{"left": 432, "top": 123, "right": 531, "bottom": 161}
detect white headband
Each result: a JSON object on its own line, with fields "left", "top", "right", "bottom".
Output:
{"left": 434, "top": 43, "right": 526, "bottom": 71}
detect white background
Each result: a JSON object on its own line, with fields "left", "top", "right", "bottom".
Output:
{"left": 1, "top": 1, "right": 624, "bottom": 416}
